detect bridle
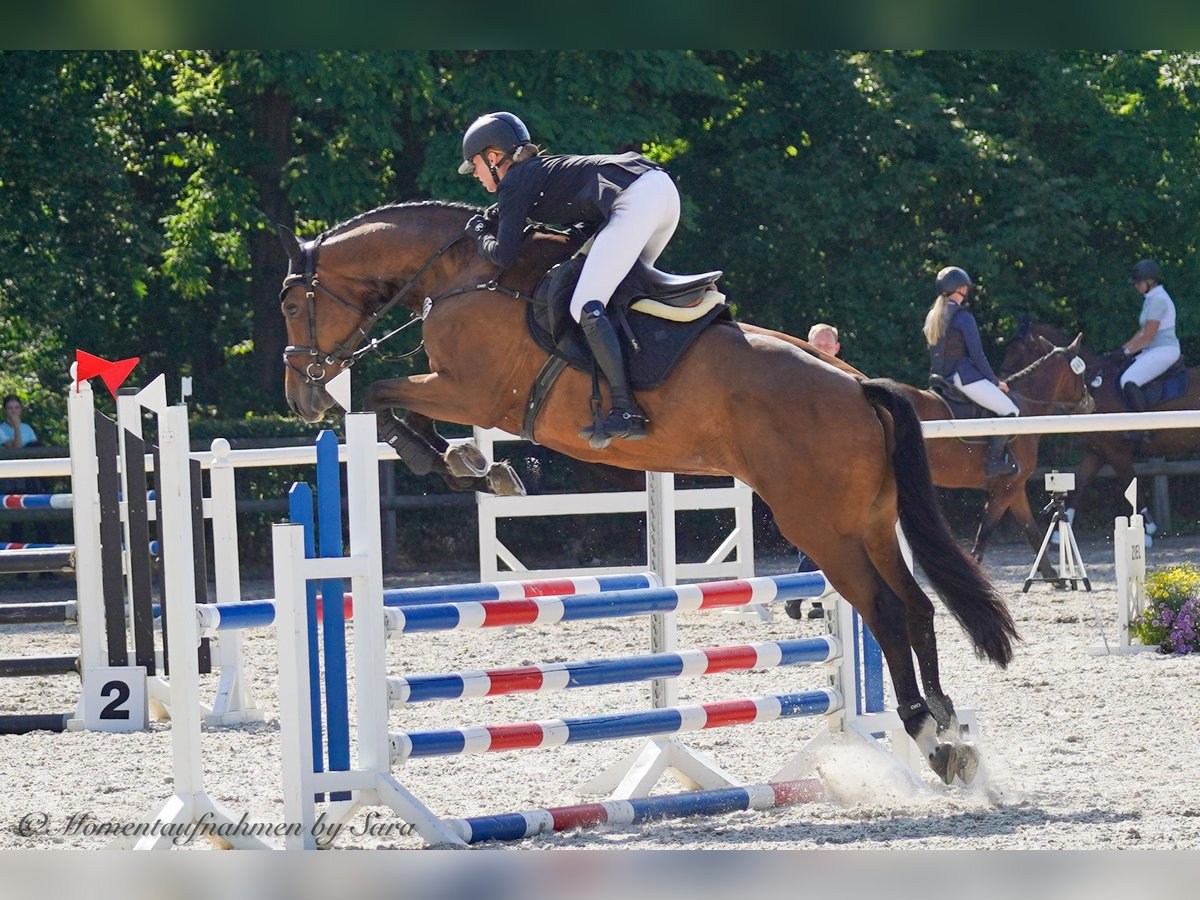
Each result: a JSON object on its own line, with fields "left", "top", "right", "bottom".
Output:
{"left": 1006, "top": 346, "right": 1095, "bottom": 415}
{"left": 279, "top": 232, "right": 466, "bottom": 386}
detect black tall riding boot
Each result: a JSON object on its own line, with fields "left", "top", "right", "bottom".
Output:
{"left": 985, "top": 433, "right": 1018, "bottom": 479}
{"left": 578, "top": 300, "right": 647, "bottom": 446}
{"left": 1122, "top": 381, "right": 1148, "bottom": 412}
{"left": 1121, "top": 381, "right": 1152, "bottom": 443}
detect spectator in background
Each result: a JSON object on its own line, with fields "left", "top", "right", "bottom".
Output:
{"left": 785, "top": 327, "right": 843, "bottom": 621}
{"left": 1, "top": 395, "right": 37, "bottom": 450}
{"left": 807, "top": 323, "right": 840, "bottom": 358}
{"left": 1, "top": 394, "right": 52, "bottom": 561}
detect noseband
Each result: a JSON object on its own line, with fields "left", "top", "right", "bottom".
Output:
{"left": 279, "top": 232, "right": 465, "bottom": 386}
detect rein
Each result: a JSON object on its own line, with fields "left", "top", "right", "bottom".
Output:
{"left": 281, "top": 231, "right": 523, "bottom": 386}
{"left": 1005, "top": 348, "right": 1094, "bottom": 415}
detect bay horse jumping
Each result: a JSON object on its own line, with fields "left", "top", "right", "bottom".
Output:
{"left": 277, "top": 199, "right": 1019, "bottom": 785}
{"left": 1000, "top": 321, "right": 1200, "bottom": 524}
{"left": 895, "top": 336, "right": 1093, "bottom": 580}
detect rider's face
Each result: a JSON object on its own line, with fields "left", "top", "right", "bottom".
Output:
{"left": 471, "top": 150, "right": 507, "bottom": 193}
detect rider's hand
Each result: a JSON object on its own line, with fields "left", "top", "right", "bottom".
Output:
{"left": 997, "top": 381, "right": 1010, "bottom": 393}
{"left": 1107, "top": 348, "right": 1129, "bottom": 364}
{"left": 464, "top": 214, "right": 492, "bottom": 238}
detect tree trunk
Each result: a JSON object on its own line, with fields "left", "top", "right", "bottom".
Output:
{"left": 247, "top": 85, "right": 295, "bottom": 410}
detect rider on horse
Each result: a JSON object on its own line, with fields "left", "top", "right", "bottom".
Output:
{"left": 459, "top": 111, "right": 681, "bottom": 445}
{"left": 924, "top": 266, "right": 1020, "bottom": 479}
{"left": 1112, "top": 258, "right": 1181, "bottom": 412}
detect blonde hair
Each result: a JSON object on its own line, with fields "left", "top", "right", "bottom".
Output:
{"left": 807, "top": 323, "right": 838, "bottom": 343}
{"left": 923, "top": 295, "right": 950, "bottom": 346}
{"left": 511, "top": 142, "right": 541, "bottom": 163}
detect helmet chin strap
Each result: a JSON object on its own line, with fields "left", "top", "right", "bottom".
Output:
{"left": 485, "top": 151, "right": 512, "bottom": 190}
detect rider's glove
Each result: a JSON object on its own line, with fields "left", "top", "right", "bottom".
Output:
{"left": 464, "top": 214, "right": 490, "bottom": 237}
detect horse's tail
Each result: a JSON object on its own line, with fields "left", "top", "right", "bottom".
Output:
{"left": 860, "top": 378, "right": 1019, "bottom": 667}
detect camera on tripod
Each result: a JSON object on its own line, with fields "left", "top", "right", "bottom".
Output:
{"left": 1025, "top": 469, "right": 1091, "bottom": 592}
{"left": 1045, "top": 470, "right": 1075, "bottom": 495}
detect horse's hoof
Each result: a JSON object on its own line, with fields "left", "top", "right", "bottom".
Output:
{"left": 445, "top": 443, "right": 489, "bottom": 478}
{"left": 928, "top": 743, "right": 957, "bottom": 785}
{"left": 955, "top": 743, "right": 981, "bottom": 785}
{"left": 783, "top": 599, "right": 805, "bottom": 621}
{"left": 486, "top": 462, "right": 526, "bottom": 497}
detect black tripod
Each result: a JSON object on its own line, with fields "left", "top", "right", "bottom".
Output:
{"left": 1024, "top": 489, "right": 1091, "bottom": 592}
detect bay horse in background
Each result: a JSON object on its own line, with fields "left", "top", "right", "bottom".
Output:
{"left": 1000, "top": 321, "right": 1200, "bottom": 525}
{"left": 895, "top": 336, "right": 1093, "bottom": 582}
{"left": 277, "top": 199, "right": 1019, "bottom": 785}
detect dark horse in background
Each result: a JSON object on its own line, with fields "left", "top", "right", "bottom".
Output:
{"left": 1000, "top": 321, "right": 1200, "bottom": 525}
{"left": 277, "top": 199, "right": 1019, "bottom": 785}
{"left": 895, "top": 336, "right": 1092, "bottom": 581}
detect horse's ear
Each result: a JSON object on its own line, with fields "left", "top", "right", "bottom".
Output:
{"left": 1036, "top": 335, "right": 1055, "bottom": 352}
{"left": 277, "top": 224, "right": 304, "bottom": 269}
{"left": 1068, "top": 332, "right": 1084, "bottom": 353}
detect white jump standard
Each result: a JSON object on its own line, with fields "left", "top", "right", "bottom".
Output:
{"left": 272, "top": 412, "right": 975, "bottom": 849}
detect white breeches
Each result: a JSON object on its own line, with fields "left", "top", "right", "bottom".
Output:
{"left": 952, "top": 373, "right": 1020, "bottom": 417}
{"left": 569, "top": 169, "right": 681, "bottom": 321}
{"left": 1120, "top": 345, "right": 1181, "bottom": 387}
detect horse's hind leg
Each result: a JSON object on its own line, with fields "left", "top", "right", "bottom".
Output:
{"left": 814, "top": 540, "right": 964, "bottom": 783}
{"left": 864, "top": 523, "right": 981, "bottom": 784}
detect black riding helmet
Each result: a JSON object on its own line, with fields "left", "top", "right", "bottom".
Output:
{"left": 936, "top": 266, "right": 973, "bottom": 297}
{"left": 458, "top": 111, "right": 531, "bottom": 175}
{"left": 1129, "top": 258, "right": 1163, "bottom": 285}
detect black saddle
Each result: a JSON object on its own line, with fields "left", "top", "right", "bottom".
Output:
{"left": 928, "top": 375, "right": 1004, "bottom": 443}
{"left": 526, "top": 254, "right": 731, "bottom": 393}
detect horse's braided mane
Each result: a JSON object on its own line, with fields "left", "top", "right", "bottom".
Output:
{"left": 319, "top": 199, "right": 481, "bottom": 241}
{"left": 1006, "top": 346, "right": 1060, "bottom": 384}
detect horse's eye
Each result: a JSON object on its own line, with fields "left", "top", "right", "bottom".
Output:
{"left": 284, "top": 302, "right": 299, "bottom": 317}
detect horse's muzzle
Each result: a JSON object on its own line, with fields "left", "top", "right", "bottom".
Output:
{"left": 285, "top": 377, "right": 335, "bottom": 424}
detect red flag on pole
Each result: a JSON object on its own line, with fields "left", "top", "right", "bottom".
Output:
{"left": 75, "top": 350, "right": 140, "bottom": 398}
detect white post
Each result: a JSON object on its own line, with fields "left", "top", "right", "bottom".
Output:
{"left": 206, "top": 437, "right": 263, "bottom": 724}
{"left": 67, "top": 377, "right": 106, "bottom": 682}
{"left": 111, "top": 397, "right": 269, "bottom": 849}
{"left": 646, "top": 471, "right": 677, "bottom": 709}
{"left": 347, "top": 413, "right": 391, "bottom": 793}
{"left": 275, "top": 523, "right": 321, "bottom": 849}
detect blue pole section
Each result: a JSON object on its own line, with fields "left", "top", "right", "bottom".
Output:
{"left": 289, "top": 482, "right": 325, "bottom": 801}
{"left": 206, "top": 602, "right": 275, "bottom": 630}
{"left": 862, "top": 622, "right": 885, "bottom": 713}
{"left": 315, "top": 430, "right": 351, "bottom": 801}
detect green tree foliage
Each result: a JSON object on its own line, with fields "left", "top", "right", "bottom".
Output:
{"left": 3, "top": 50, "right": 1200, "bottom": 428}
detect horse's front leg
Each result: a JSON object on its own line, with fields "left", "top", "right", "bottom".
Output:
{"left": 364, "top": 377, "right": 525, "bottom": 497}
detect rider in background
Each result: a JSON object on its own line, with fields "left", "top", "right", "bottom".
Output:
{"left": 1113, "top": 259, "right": 1181, "bottom": 412}
{"left": 458, "top": 111, "right": 681, "bottom": 446}
{"left": 924, "top": 266, "right": 1020, "bottom": 479}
